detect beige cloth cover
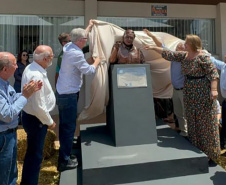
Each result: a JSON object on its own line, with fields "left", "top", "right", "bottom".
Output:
{"left": 78, "top": 20, "right": 183, "bottom": 121}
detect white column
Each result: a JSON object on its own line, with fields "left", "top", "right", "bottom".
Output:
{"left": 216, "top": 3, "right": 226, "bottom": 60}
{"left": 85, "top": 0, "right": 97, "bottom": 25}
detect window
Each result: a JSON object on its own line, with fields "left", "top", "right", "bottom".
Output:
{"left": 0, "top": 15, "right": 84, "bottom": 56}
{"left": 98, "top": 17, "right": 215, "bottom": 53}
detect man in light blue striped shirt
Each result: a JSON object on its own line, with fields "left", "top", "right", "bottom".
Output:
{"left": 0, "top": 52, "right": 41, "bottom": 185}
{"left": 211, "top": 56, "right": 226, "bottom": 150}
{"left": 56, "top": 21, "right": 101, "bottom": 172}
{"left": 143, "top": 29, "right": 187, "bottom": 137}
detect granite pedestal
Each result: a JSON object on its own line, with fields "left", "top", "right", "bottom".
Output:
{"left": 80, "top": 64, "right": 208, "bottom": 185}
{"left": 107, "top": 64, "right": 157, "bottom": 146}
{"left": 80, "top": 123, "right": 208, "bottom": 185}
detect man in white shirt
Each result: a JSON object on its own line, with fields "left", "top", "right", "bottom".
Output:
{"left": 21, "top": 45, "right": 56, "bottom": 185}
{"left": 56, "top": 22, "right": 100, "bottom": 172}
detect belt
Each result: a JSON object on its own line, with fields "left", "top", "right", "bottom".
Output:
{"left": 0, "top": 127, "right": 17, "bottom": 135}
{"left": 174, "top": 88, "right": 183, "bottom": 90}
{"left": 186, "top": 75, "right": 205, "bottom": 80}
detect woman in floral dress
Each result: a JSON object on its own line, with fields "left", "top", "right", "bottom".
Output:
{"left": 144, "top": 34, "right": 221, "bottom": 160}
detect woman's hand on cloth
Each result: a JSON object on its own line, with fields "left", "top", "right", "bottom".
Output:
{"left": 143, "top": 29, "right": 154, "bottom": 37}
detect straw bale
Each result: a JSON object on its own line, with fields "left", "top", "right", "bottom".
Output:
{"left": 17, "top": 128, "right": 56, "bottom": 161}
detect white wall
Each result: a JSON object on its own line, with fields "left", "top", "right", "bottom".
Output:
{"left": 216, "top": 3, "right": 226, "bottom": 60}
{"left": 0, "top": 0, "right": 84, "bottom": 16}
{"left": 98, "top": 2, "right": 216, "bottom": 19}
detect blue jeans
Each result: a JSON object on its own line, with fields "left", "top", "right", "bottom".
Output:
{"left": 0, "top": 130, "right": 17, "bottom": 185}
{"left": 57, "top": 92, "right": 78, "bottom": 164}
{"left": 21, "top": 111, "right": 48, "bottom": 185}
{"left": 221, "top": 100, "right": 226, "bottom": 149}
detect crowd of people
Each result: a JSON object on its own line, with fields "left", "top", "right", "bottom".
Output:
{"left": 0, "top": 19, "right": 226, "bottom": 185}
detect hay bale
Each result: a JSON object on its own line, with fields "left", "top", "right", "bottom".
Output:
{"left": 17, "top": 128, "right": 56, "bottom": 161}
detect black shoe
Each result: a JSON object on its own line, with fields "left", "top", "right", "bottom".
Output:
{"left": 73, "top": 136, "right": 81, "bottom": 142}
{"left": 73, "top": 137, "right": 81, "bottom": 149}
{"left": 182, "top": 136, "right": 189, "bottom": 141}
{"left": 208, "top": 159, "right": 217, "bottom": 167}
{"left": 57, "top": 159, "right": 78, "bottom": 172}
{"left": 70, "top": 155, "right": 78, "bottom": 161}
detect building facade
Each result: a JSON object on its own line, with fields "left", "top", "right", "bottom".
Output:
{"left": 1, "top": 0, "right": 226, "bottom": 113}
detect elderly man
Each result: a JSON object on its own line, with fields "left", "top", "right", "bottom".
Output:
{"left": 144, "top": 29, "right": 188, "bottom": 137}
{"left": 0, "top": 52, "right": 42, "bottom": 185}
{"left": 20, "top": 45, "right": 56, "bottom": 185}
{"left": 211, "top": 56, "right": 226, "bottom": 151}
{"left": 56, "top": 21, "right": 101, "bottom": 172}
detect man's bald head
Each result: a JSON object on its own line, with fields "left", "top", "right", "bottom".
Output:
{"left": 33, "top": 45, "right": 53, "bottom": 69}
{"left": 176, "top": 42, "right": 185, "bottom": 51}
{"left": 33, "top": 45, "right": 52, "bottom": 60}
{"left": 0, "top": 52, "right": 16, "bottom": 71}
{"left": 0, "top": 52, "right": 17, "bottom": 81}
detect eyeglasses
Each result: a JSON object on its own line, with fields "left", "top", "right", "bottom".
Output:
{"left": 48, "top": 54, "right": 55, "bottom": 58}
{"left": 22, "top": 54, "right": 28, "bottom": 57}
{"left": 124, "top": 36, "right": 135, "bottom": 40}
{"left": 82, "top": 37, "right": 88, "bottom": 40}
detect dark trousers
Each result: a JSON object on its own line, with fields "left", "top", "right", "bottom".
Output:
{"left": 221, "top": 100, "right": 226, "bottom": 149}
{"left": 0, "top": 130, "right": 17, "bottom": 185}
{"left": 57, "top": 92, "right": 78, "bottom": 164}
{"left": 21, "top": 111, "right": 48, "bottom": 185}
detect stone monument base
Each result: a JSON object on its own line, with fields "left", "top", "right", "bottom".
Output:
{"left": 81, "top": 123, "right": 208, "bottom": 185}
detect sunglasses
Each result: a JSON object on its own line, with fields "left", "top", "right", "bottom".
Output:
{"left": 22, "top": 54, "right": 28, "bottom": 57}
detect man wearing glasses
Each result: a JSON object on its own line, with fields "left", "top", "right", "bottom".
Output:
{"left": 55, "top": 33, "right": 90, "bottom": 86}
{"left": 20, "top": 45, "right": 56, "bottom": 185}
{"left": 56, "top": 20, "right": 101, "bottom": 172}
{"left": 0, "top": 52, "right": 42, "bottom": 185}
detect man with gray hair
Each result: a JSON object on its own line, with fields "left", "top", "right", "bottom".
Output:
{"left": 56, "top": 20, "right": 101, "bottom": 172}
{"left": 0, "top": 52, "right": 42, "bottom": 185}
{"left": 21, "top": 45, "right": 56, "bottom": 185}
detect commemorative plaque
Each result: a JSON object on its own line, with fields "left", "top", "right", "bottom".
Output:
{"left": 117, "top": 67, "right": 147, "bottom": 88}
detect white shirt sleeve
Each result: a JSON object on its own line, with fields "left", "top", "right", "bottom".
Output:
{"left": 30, "top": 85, "right": 53, "bottom": 126}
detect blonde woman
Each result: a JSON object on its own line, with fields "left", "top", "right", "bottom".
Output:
{"left": 144, "top": 34, "right": 220, "bottom": 163}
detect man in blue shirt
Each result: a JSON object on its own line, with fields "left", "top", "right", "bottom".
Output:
{"left": 0, "top": 52, "right": 42, "bottom": 185}
{"left": 143, "top": 29, "right": 188, "bottom": 137}
{"left": 210, "top": 56, "right": 226, "bottom": 151}
{"left": 56, "top": 21, "right": 101, "bottom": 172}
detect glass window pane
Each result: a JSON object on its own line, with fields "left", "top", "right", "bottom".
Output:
{"left": 98, "top": 17, "right": 215, "bottom": 54}
{"left": 0, "top": 15, "right": 84, "bottom": 56}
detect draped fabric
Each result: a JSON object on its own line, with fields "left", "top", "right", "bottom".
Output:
{"left": 78, "top": 20, "right": 184, "bottom": 121}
